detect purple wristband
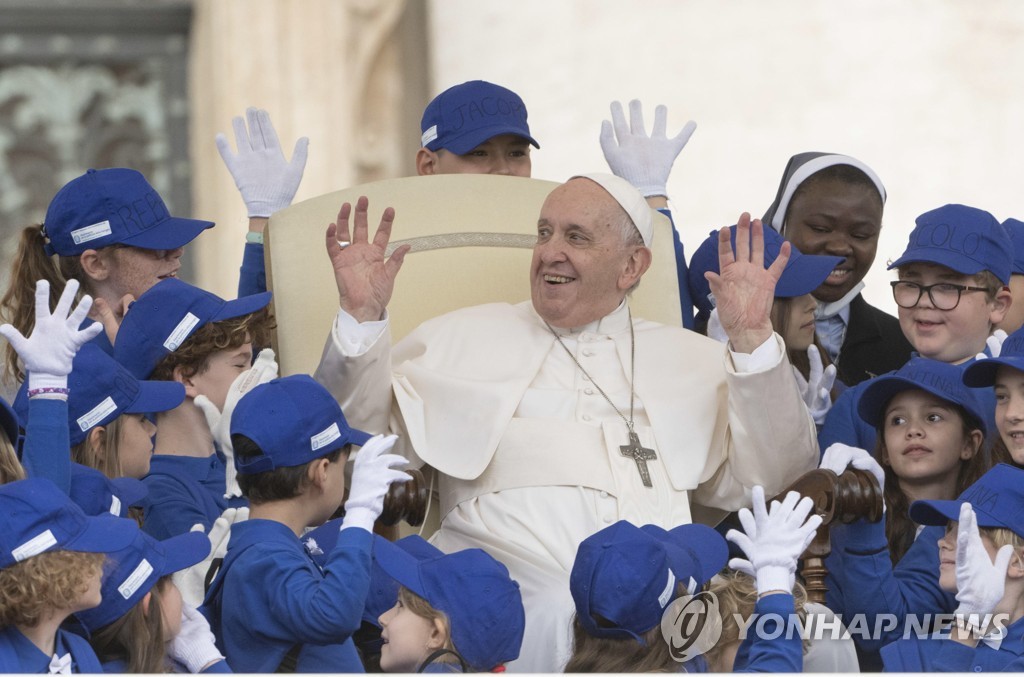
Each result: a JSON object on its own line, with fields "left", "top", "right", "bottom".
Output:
{"left": 27, "top": 386, "right": 70, "bottom": 398}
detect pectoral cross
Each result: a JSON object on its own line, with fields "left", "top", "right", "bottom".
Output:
{"left": 620, "top": 431, "right": 657, "bottom": 488}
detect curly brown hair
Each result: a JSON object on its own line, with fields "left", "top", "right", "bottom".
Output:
{"left": 148, "top": 307, "right": 275, "bottom": 382}
{"left": 0, "top": 550, "right": 105, "bottom": 627}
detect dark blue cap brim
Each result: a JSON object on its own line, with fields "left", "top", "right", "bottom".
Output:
{"left": 433, "top": 126, "right": 540, "bottom": 155}
{"left": 124, "top": 380, "right": 186, "bottom": 415}
{"left": 64, "top": 514, "right": 141, "bottom": 555}
{"left": 857, "top": 374, "right": 986, "bottom": 434}
{"left": 159, "top": 530, "right": 211, "bottom": 576}
{"left": 119, "top": 216, "right": 214, "bottom": 251}
{"left": 211, "top": 291, "right": 273, "bottom": 323}
{"left": 963, "top": 356, "right": 1024, "bottom": 387}
{"left": 666, "top": 523, "right": 729, "bottom": 584}
{"left": 775, "top": 254, "right": 844, "bottom": 298}
{"left": 887, "top": 251, "right": 987, "bottom": 277}
{"left": 372, "top": 535, "right": 437, "bottom": 601}
{"left": 109, "top": 477, "right": 148, "bottom": 511}
{"left": 909, "top": 498, "right": 1016, "bottom": 535}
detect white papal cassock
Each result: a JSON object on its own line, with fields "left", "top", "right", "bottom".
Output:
{"left": 316, "top": 299, "right": 818, "bottom": 672}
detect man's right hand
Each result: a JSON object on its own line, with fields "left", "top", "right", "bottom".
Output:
{"left": 324, "top": 196, "right": 411, "bottom": 323}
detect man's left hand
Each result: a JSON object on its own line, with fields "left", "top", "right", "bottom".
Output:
{"left": 704, "top": 213, "right": 787, "bottom": 353}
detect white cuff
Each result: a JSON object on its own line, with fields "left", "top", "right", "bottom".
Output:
{"left": 729, "top": 333, "right": 783, "bottom": 373}
{"left": 332, "top": 307, "right": 389, "bottom": 357}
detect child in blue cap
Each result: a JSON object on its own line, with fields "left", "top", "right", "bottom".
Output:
{"left": 0, "top": 167, "right": 215, "bottom": 381}
{"left": 76, "top": 526, "right": 225, "bottom": 673}
{"left": 877, "top": 464, "right": 1024, "bottom": 671}
{"left": 964, "top": 324, "right": 1024, "bottom": 468}
{"left": 820, "top": 203, "right": 1011, "bottom": 453}
{"left": 372, "top": 535, "right": 525, "bottom": 672}
{"left": 689, "top": 223, "right": 844, "bottom": 426}
{"left": 996, "top": 217, "right": 1024, "bottom": 334}
{"left": 202, "top": 374, "right": 409, "bottom": 672}
{"left": 0, "top": 478, "right": 139, "bottom": 673}
{"left": 112, "top": 277, "right": 275, "bottom": 540}
{"left": 819, "top": 357, "right": 990, "bottom": 665}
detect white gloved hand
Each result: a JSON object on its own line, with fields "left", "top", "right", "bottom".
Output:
{"left": 168, "top": 605, "right": 225, "bottom": 673}
{"left": 216, "top": 107, "right": 309, "bottom": 218}
{"left": 195, "top": 349, "right": 278, "bottom": 499}
{"left": 953, "top": 502, "right": 1014, "bottom": 631}
{"left": 0, "top": 279, "right": 101, "bottom": 393}
{"left": 976, "top": 329, "right": 1009, "bottom": 361}
{"left": 793, "top": 344, "right": 837, "bottom": 425}
{"left": 706, "top": 307, "right": 729, "bottom": 344}
{"left": 341, "top": 434, "right": 410, "bottom": 533}
{"left": 726, "top": 486, "right": 822, "bottom": 595}
{"left": 727, "top": 557, "right": 796, "bottom": 592}
{"left": 172, "top": 507, "right": 249, "bottom": 608}
{"left": 599, "top": 99, "right": 696, "bottom": 198}
{"left": 819, "top": 442, "right": 885, "bottom": 494}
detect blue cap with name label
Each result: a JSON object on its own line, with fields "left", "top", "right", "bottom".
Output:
{"left": 420, "top": 80, "right": 539, "bottom": 155}
{"left": 888, "top": 204, "right": 1012, "bottom": 284}
{"left": 963, "top": 324, "right": 1024, "bottom": 387}
{"left": 1003, "top": 218, "right": 1024, "bottom": 275}
{"left": 910, "top": 464, "right": 1024, "bottom": 539}
{"left": 42, "top": 168, "right": 214, "bottom": 256}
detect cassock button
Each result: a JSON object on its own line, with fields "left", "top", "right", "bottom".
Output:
{"left": 582, "top": 349, "right": 595, "bottom": 357}
{"left": 584, "top": 387, "right": 594, "bottom": 395}
{"left": 599, "top": 491, "right": 609, "bottom": 498}
{"left": 582, "top": 414, "right": 592, "bottom": 421}
{"left": 603, "top": 515, "right": 613, "bottom": 523}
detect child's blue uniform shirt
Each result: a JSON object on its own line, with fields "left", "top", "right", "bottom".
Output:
{"left": 20, "top": 398, "right": 71, "bottom": 493}
{"left": 102, "top": 657, "right": 233, "bottom": 673}
{"left": 142, "top": 453, "right": 228, "bottom": 539}
{"left": 881, "top": 615, "right": 1024, "bottom": 672}
{"left": 211, "top": 519, "right": 371, "bottom": 673}
{"left": 729, "top": 593, "right": 805, "bottom": 673}
{"left": 0, "top": 626, "right": 103, "bottom": 674}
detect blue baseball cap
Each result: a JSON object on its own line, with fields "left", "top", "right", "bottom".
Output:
{"left": 69, "top": 463, "right": 148, "bottom": 518}
{"left": 963, "top": 325, "right": 1024, "bottom": 387}
{"left": 888, "top": 204, "right": 1012, "bottom": 285}
{"left": 1003, "top": 218, "right": 1024, "bottom": 275}
{"left": 420, "top": 80, "right": 539, "bottom": 155}
{"left": 13, "top": 343, "right": 185, "bottom": 446}
{"left": 688, "top": 224, "right": 843, "bottom": 322}
{"left": 113, "top": 277, "right": 272, "bottom": 379}
{"left": 231, "top": 375, "right": 371, "bottom": 474}
{"left": 76, "top": 526, "right": 210, "bottom": 633}
{"left": 373, "top": 536, "right": 525, "bottom": 671}
{"left": 856, "top": 356, "right": 987, "bottom": 434}
{"left": 570, "top": 520, "right": 728, "bottom": 643}
{"left": 0, "top": 478, "right": 140, "bottom": 570}
{"left": 909, "top": 464, "right": 1024, "bottom": 539}
{"left": 42, "top": 168, "right": 213, "bottom": 257}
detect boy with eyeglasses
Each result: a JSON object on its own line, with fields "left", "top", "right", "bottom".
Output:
{"left": 819, "top": 202, "right": 1012, "bottom": 453}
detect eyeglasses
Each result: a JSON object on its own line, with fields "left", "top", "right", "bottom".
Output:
{"left": 890, "top": 280, "right": 989, "bottom": 310}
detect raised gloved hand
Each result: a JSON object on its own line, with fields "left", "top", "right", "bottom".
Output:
{"left": 793, "top": 345, "right": 837, "bottom": 425}
{"left": 599, "top": 99, "right": 696, "bottom": 198}
{"left": 195, "top": 349, "right": 278, "bottom": 498}
{"left": 0, "top": 279, "right": 101, "bottom": 394}
{"left": 953, "top": 502, "right": 1014, "bottom": 633}
{"left": 726, "top": 486, "right": 822, "bottom": 596}
{"left": 341, "top": 434, "right": 410, "bottom": 532}
{"left": 172, "top": 506, "right": 249, "bottom": 608}
{"left": 819, "top": 442, "right": 885, "bottom": 495}
{"left": 168, "top": 605, "right": 226, "bottom": 673}
{"left": 976, "top": 329, "right": 1008, "bottom": 361}
{"left": 216, "top": 107, "right": 309, "bottom": 218}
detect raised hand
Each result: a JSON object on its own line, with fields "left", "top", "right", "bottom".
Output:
{"left": 599, "top": 99, "right": 697, "bottom": 198}
{"left": 953, "top": 502, "right": 1014, "bottom": 632}
{"left": 705, "top": 214, "right": 788, "bottom": 353}
{"left": 0, "top": 279, "right": 101, "bottom": 392}
{"left": 324, "top": 196, "right": 410, "bottom": 323}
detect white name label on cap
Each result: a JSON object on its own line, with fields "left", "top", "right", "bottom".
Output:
{"left": 311, "top": 422, "right": 341, "bottom": 451}
{"left": 118, "top": 558, "right": 154, "bottom": 600}
{"left": 70, "top": 220, "right": 113, "bottom": 245}
{"left": 13, "top": 530, "right": 57, "bottom": 562}
{"left": 109, "top": 495, "right": 122, "bottom": 516}
{"left": 659, "top": 569, "right": 677, "bottom": 609}
{"left": 164, "top": 313, "right": 200, "bottom": 351}
{"left": 77, "top": 396, "right": 118, "bottom": 432}
{"left": 421, "top": 125, "right": 438, "bottom": 147}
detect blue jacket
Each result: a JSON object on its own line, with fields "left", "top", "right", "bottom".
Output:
{"left": 730, "top": 593, "right": 805, "bottom": 672}
{"left": 0, "top": 626, "right": 103, "bottom": 674}
{"left": 204, "top": 519, "right": 371, "bottom": 673}
{"left": 881, "top": 616, "right": 1024, "bottom": 671}
{"left": 142, "top": 453, "right": 229, "bottom": 539}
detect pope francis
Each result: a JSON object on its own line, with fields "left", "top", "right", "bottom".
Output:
{"left": 314, "top": 173, "right": 818, "bottom": 671}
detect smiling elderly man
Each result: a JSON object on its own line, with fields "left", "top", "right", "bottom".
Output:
{"left": 315, "top": 173, "right": 818, "bottom": 672}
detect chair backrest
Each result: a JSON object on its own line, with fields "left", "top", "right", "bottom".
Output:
{"left": 266, "top": 174, "right": 683, "bottom": 376}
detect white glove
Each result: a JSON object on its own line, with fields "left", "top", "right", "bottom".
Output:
{"left": 195, "top": 348, "right": 279, "bottom": 499}
{"left": 215, "top": 107, "right": 309, "bottom": 218}
{"left": 599, "top": 99, "right": 696, "bottom": 198}
{"left": 793, "top": 345, "right": 837, "bottom": 425}
{"left": 0, "top": 279, "right": 101, "bottom": 393}
{"left": 819, "top": 442, "right": 885, "bottom": 495}
{"left": 953, "top": 502, "right": 1014, "bottom": 631}
{"left": 341, "top": 434, "right": 410, "bottom": 533}
{"left": 976, "top": 329, "right": 1008, "bottom": 361}
{"left": 172, "top": 507, "right": 249, "bottom": 608}
{"left": 726, "top": 557, "right": 796, "bottom": 592}
{"left": 168, "top": 605, "right": 225, "bottom": 673}
{"left": 726, "top": 486, "right": 822, "bottom": 595}
{"left": 706, "top": 307, "right": 729, "bottom": 344}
